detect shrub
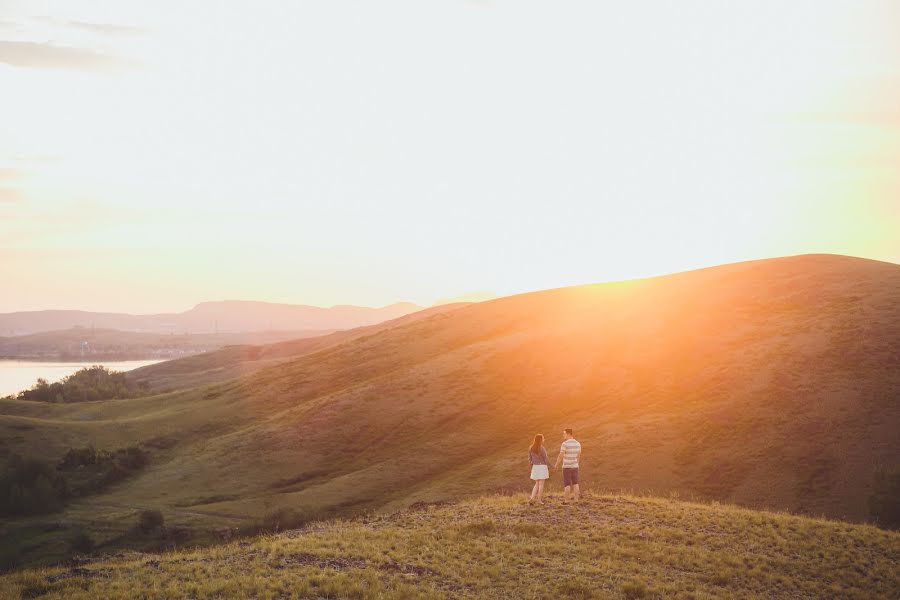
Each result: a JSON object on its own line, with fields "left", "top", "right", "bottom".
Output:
{"left": 58, "top": 445, "right": 149, "bottom": 496}
{"left": 138, "top": 509, "right": 164, "bottom": 533}
{"left": 166, "top": 525, "right": 193, "bottom": 543}
{"left": 621, "top": 580, "right": 648, "bottom": 599}
{"left": 0, "top": 445, "right": 148, "bottom": 517}
{"left": 238, "top": 508, "right": 315, "bottom": 537}
{"left": 557, "top": 579, "right": 595, "bottom": 599}
{"left": 16, "top": 366, "right": 150, "bottom": 403}
{"left": 0, "top": 454, "right": 67, "bottom": 516}
{"left": 69, "top": 531, "right": 95, "bottom": 554}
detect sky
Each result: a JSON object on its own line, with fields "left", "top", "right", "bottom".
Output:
{"left": 1, "top": 0, "right": 898, "bottom": 313}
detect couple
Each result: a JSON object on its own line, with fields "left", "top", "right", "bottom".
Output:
{"left": 528, "top": 428, "right": 581, "bottom": 504}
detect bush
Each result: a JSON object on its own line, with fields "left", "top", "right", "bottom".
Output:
{"left": 166, "top": 525, "right": 193, "bottom": 543}
{"left": 557, "top": 579, "right": 596, "bottom": 599}
{"left": 0, "top": 454, "right": 67, "bottom": 516}
{"left": 16, "top": 366, "right": 149, "bottom": 403}
{"left": 0, "top": 445, "right": 150, "bottom": 517}
{"left": 621, "top": 580, "right": 648, "bottom": 599}
{"left": 138, "top": 510, "right": 164, "bottom": 533}
{"left": 58, "top": 445, "right": 149, "bottom": 496}
{"left": 261, "top": 508, "right": 307, "bottom": 532}
{"left": 869, "top": 466, "right": 900, "bottom": 529}
{"left": 69, "top": 531, "right": 95, "bottom": 554}
{"left": 238, "top": 508, "right": 314, "bottom": 537}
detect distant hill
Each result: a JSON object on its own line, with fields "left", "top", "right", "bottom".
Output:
{"left": 2, "top": 494, "right": 897, "bottom": 598}
{"left": 0, "top": 328, "right": 331, "bottom": 361}
{"left": 125, "top": 303, "right": 469, "bottom": 391}
{"left": 1, "top": 254, "right": 898, "bottom": 570}
{"left": 0, "top": 300, "right": 422, "bottom": 336}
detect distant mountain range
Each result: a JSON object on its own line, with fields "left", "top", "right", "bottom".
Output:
{"left": 0, "top": 328, "right": 333, "bottom": 361}
{"left": 0, "top": 300, "right": 423, "bottom": 336}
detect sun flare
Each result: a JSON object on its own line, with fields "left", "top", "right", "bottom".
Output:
{"left": 1, "top": 1, "right": 898, "bottom": 312}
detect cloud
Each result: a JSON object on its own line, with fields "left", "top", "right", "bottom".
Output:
{"left": 33, "top": 16, "right": 146, "bottom": 37}
{"left": 0, "top": 40, "right": 131, "bottom": 71}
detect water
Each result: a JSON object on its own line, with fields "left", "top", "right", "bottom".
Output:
{"left": 0, "top": 360, "right": 165, "bottom": 398}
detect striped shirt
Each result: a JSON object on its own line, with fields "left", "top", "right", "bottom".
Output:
{"left": 560, "top": 439, "right": 581, "bottom": 469}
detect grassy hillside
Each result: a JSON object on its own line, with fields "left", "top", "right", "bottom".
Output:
{"left": 124, "top": 303, "right": 468, "bottom": 392}
{"left": 2, "top": 493, "right": 898, "bottom": 599}
{"left": 1, "top": 254, "right": 898, "bottom": 569}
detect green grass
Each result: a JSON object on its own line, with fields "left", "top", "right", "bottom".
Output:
{"left": 2, "top": 493, "right": 898, "bottom": 599}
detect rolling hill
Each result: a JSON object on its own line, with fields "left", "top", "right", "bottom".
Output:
{"left": 1, "top": 254, "right": 898, "bottom": 569}
{"left": 2, "top": 493, "right": 898, "bottom": 599}
{"left": 122, "top": 303, "right": 469, "bottom": 392}
{"left": 0, "top": 300, "right": 422, "bottom": 336}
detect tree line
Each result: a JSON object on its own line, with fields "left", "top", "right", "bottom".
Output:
{"left": 8, "top": 366, "right": 149, "bottom": 403}
{"left": 0, "top": 445, "right": 149, "bottom": 516}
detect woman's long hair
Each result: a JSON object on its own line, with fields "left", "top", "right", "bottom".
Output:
{"left": 529, "top": 434, "right": 544, "bottom": 455}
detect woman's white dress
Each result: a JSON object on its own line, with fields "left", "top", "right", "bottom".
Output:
{"left": 530, "top": 464, "right": 549, "bottom": 480}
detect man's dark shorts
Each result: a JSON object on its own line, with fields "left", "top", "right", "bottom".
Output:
{"left": 563, "top": 467, "right": 579, "bottom": 487}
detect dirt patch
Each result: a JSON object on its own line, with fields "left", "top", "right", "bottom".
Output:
{"left": 380, "top": 559, "right": 441, "bottom": 577}
{"left": 278, "top": 552, "right": 367, "bottom": 570}
{"left": 45, "top": 566, "right": 111, "bottom": 583}
{"left": 408, "top": 500, "right": 452, "bottom": 511}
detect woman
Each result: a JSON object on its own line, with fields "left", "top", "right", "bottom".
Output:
{"left": 528, "top": 433, "right": 550, "bottom": 504}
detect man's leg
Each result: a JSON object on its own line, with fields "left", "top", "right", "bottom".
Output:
{"left": 572, "top": 468, "right": 580, "bottom": 501}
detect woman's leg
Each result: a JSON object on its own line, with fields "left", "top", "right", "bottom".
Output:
{"left": 536, "top": 479, "right": 545, "bottom": 502}
{"left": 530, "top": 480, "right": 539, "bottom": 501}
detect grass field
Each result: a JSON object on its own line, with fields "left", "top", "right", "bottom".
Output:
{"left": 1, "top": 254, "right": 898, "bottom": 573}
{"left": 2, "top": 493, "right": 898, "bottom": 599}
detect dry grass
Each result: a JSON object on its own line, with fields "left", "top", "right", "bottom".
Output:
{"left": 2, "top": 493, "right": 898, "bottom": 599}
{"left": 1, "top": 254, "right": 898, "bottom": 570}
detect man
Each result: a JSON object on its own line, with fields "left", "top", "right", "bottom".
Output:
{"left": 554, "top": 428, "right": 581, "bottom": 503}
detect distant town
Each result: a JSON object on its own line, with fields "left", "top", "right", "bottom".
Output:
{"left": 0, "top": 327, "right": 319, "bottom": 361}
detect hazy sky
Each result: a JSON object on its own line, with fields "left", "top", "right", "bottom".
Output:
{"left": 1, "top": 1, "right": 898, "bottom": 313}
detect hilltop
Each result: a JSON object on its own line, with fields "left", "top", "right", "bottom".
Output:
{"left": 1, "top": 254, "right": 898, "bottom": 568}
{"left": 2, "top": 493, "right": 898, "bottom": 599}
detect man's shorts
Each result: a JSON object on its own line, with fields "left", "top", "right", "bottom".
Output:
{"left": 562, "top": 467, "right": 579, "bottom": 487}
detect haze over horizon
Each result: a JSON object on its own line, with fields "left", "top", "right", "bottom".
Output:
{"left": 2, "top": 1, "right": 899, "bottom": 314}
